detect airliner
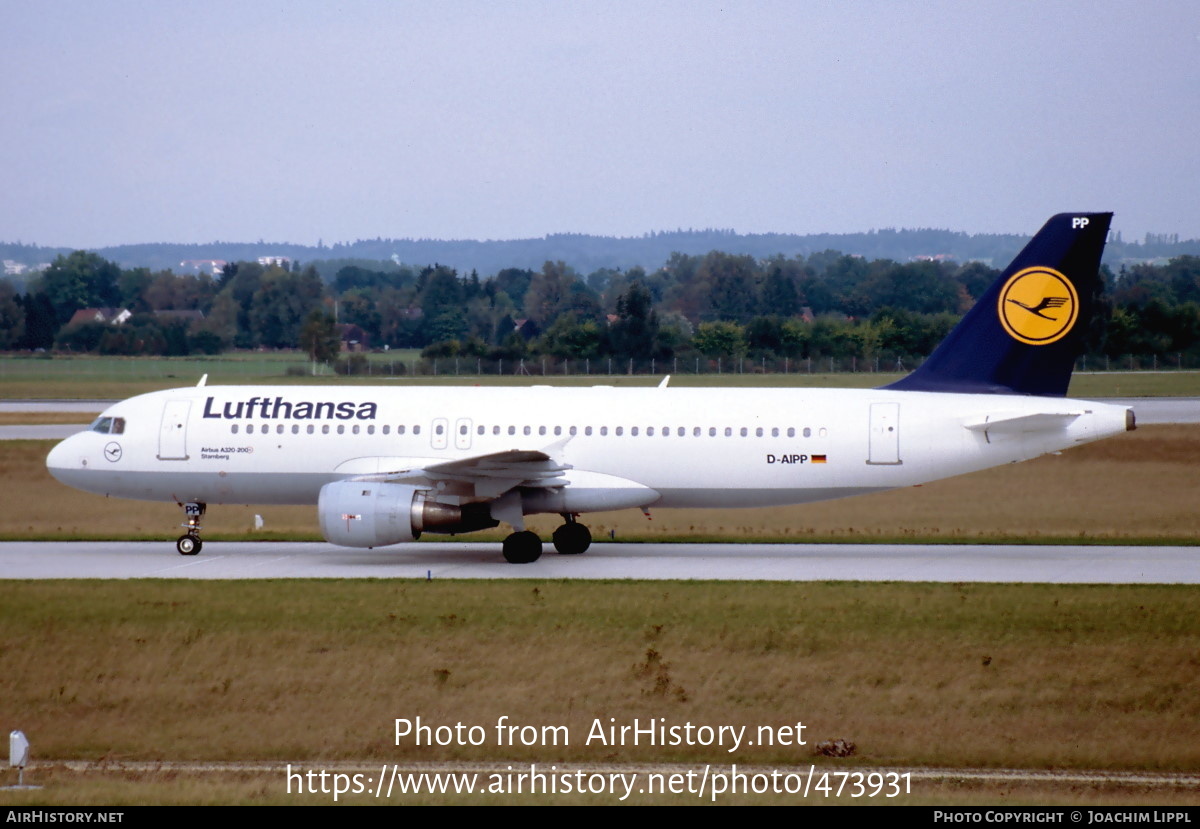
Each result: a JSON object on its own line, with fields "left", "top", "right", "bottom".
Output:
{"left": 46, "top": 213, "right": 1134, "bottom": 563}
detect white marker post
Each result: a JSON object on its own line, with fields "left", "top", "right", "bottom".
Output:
{"left": 6, "top": 730, "right": 40, "bottom": 789}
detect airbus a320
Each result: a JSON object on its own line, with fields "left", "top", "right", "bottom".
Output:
{"left": 46, "top": 213, "right": 1133, "bottom": 563}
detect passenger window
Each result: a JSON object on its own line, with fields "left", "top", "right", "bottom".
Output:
{"left": 725, "top": 427, "right": 733, "bottom": 437}
{"left": 493, "top": 426, "right": 500, "bottom": 435}
{"left": 524, "top": 426, "right": 531, "bottom": 436}
{"left": 436, "top": 424, "right": 444, "bottom": 435}
{"left": 819, "top": 428, "right": 827, "bottom": 437}
{"left": 367, "top": 425, "right": 374, "bottom": 435}
{"left": 477, "top": 425, "right": 484, "bottom": 435}
{"left": 709, "top": 427, "right": 716, "bottom": 437}
{"left": 232, "top": 424, "right": 239, "bottom": 434}
{"left": 508, "top": 426, "right": 515, "bottom": 435}
{"left": 538, "top": 426, "right": 546, "bottom": 436}
{"left": 647, "top": 427, "right": 654, "bottom": 436}
{"left": 398, "top": 425, "right": 406, "bottom": 434}
{"left": 292, "top": 424, "right": 300, "bottom": 435}
{"left": 414, "top": 425, "right": 421, "bottom": 435}
{"left": 307, "top": 425, "right": 315, "bottom": 435}
{"left": 803, "top": 427, "right": 811, "bottom": 437}
{"left": 788, "top": 427, "right": 796, "bottom": 438}
{"left": 459, "top": 424, "right": 467, "bottom": 435}
{"left": 353, "top": 425, "right": 360, "bottom": 435}
{"left": 247, "top": 424, "right": 254, "bottom": 434}
{"left": 382, "top": 425, "right": 389, "bottom": 435}
{"left": 692, "top": 427, "right": 700, "bottom": 437}
{"left": 322, "top": 425, "right": 330, "bottom": 435}
{"left": 569, "top": 426, "right": 577, "bottom": 436}
{"left": 631, "top": 427, "right": 638, "bottom": 436}
{"left": 554, "top": 426, "right": 562, "bottom": 436}
{"left": 277, "top": 424, "right": 285, "bottom": 434}
{"left": 616, "top": 427, "right": 623, "bottom": 436}
{"left": 771, "top": 427, "right": 779, "bottom": 437}
{"left": 585, "top": 426, "right": 593, "bottom": 436}
{"left": 337, "top": 425, "right": 345, "bottom": 435}
{"left": 755, "top": 427, "right": 763, "bottom": 437}
{"left": 600, "top": 426, "right": 608, "bottom": 436}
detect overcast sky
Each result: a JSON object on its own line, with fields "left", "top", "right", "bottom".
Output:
{"left": 2, "top": 1, "right": 1197, "bottom": 248}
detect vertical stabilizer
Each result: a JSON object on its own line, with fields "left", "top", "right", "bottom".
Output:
{"left": 886, "top": 212, "right": 1111, "bottom": 396}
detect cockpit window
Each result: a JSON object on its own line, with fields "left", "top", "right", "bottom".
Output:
{"left": 89, "top": 417, "right": 126, "bottom": 435}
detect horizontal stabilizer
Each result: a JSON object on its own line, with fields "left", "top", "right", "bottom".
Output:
{"left": 963, "top": 412, "right": 1081, "bottom": 434}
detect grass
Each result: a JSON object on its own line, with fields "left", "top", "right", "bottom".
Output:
{"left": 0, "top": 579, "right": 1198, "bottom": 807}
{"left": 4, "top": 353, "right": 1200, "bottom": 398}
{"left": 6, "top": 424, "right": 1200, "bottom": 543}
{"left": 0, "top": 412, "right": 97, "bottom": 425}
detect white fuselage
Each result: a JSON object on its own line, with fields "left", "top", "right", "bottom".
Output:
{"left": 46, "top": 384, "right": 1132, "bottom": 515}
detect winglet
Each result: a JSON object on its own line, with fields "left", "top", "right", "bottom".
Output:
{"left": 658, "top": 375, "right": 671, "bottom": 388}
{"left": 197, "top": 374, "right": 208, "bottom": 388}
{"left": 885, "top": 213, "right": 1111, "bottom": 397}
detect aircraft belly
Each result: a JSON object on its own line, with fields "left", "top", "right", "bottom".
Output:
{"left": 57, "top": 468, "right": 333, "bottom": 505}
{"left": 652, "top": 486, "right": 889, "bottom": 509}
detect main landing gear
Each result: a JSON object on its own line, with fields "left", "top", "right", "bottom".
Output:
{"left": 502, "top": 530, "right": 542, "bottom": 564}
{"left": 176, "top": 501, "right": 206, "bottom": 556}
{"left": 552, "top": 517, "right": 591, "bottom": 555}
{"left": 501, "top": 516, "right": 592, "bottom": 564}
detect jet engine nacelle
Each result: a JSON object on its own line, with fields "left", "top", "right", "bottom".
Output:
{"left": 318, "top": 481, "right": 497, "bottom": 548}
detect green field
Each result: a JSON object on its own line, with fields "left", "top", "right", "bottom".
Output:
{"left": 4, "top": 353, "right": 1200, "bottom": 398}
{"left": 1, "top": 580, "right": 1198, "bottom": 805}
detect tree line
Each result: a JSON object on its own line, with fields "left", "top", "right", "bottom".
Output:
{"left": 2, "top": 249, "right": 1199, "bottom": 369}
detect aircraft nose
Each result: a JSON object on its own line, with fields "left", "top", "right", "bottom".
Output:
{"left": 45, "top": 435, "right": 83, "bottom": 483}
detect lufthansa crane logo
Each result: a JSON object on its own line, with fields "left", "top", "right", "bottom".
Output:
{"left": 997, "top": 266, "right": 1079, "bottom": 346}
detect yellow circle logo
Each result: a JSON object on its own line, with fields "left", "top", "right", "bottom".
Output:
{"left": 997, "top": 266, "right": 1079, "bottom": 346}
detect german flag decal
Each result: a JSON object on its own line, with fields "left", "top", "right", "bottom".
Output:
{"left": 811, "top": 454, "right": 827, "bottom": 464}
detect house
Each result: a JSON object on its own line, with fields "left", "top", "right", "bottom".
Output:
{"left": 67, "top": 307, "right": 132, "bottom": 327}
{"left": 338, "top": 323, "right": 369, "bottom": 352}
{"left": 178, "top": 259, "right": 227, "bottom": 276}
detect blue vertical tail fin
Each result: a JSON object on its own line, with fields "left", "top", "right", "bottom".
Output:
{"left": 885, "top": 212, "right": 1111, "bottom": 397}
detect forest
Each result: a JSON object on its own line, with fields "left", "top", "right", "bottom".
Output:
{"left": 3, "top": 247, "right": 1199, "bottom": 371}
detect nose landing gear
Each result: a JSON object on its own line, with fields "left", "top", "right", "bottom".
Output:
{"left": 176, "top": 501, "right": 206, "bottom": 555}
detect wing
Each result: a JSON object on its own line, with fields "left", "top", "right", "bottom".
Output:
{"left": 370, "top": 446, "right": 573, "bottom": 501}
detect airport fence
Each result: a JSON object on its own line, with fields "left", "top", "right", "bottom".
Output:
{"left": 326, "top": 352, "right": 1200, "bottom": 378}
